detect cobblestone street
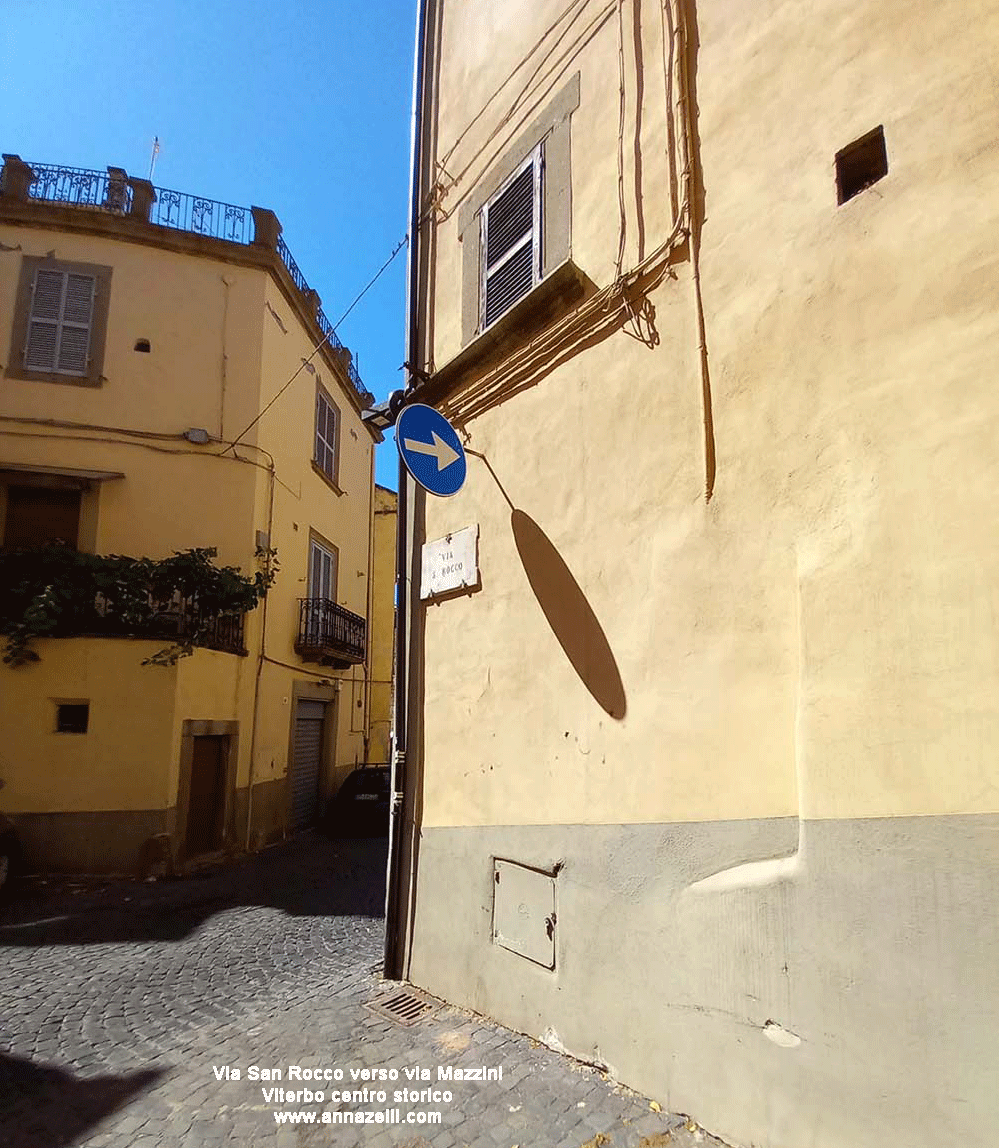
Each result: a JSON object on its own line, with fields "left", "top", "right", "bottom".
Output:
{"left": 0, "top": 835, "right": 716, "bottom": 1148}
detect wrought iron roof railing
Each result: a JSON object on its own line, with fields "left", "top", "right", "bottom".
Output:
{"left": 276, "top": 234, "right": 308, "bottom": 295}
{"left": 10, "top": 156, "right": 372, "bottom": 406}
{"left": 26, "top": 163, "right": 132, "bottom": 213}
{"left": 150, "top": 186, "right": 252, "bottom": 244}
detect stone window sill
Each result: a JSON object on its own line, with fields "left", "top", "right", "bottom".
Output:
{"left": 4, "top": 366, "right": 104, "bottom": 388}
{"left": 311, "top": 460, "right": 344, "bottom": 496}
{"left": 432, "top": 258, "right": 594, "bottom": 398}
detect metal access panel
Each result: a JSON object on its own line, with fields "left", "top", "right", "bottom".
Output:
{"left": 492, "top": 859, "right": 557, "bottom": 969}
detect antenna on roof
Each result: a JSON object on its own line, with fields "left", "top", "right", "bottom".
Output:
{"left": 149, "top": 136, "right": 160, "bottom": 181}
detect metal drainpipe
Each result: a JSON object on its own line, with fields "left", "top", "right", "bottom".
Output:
{"left": 362, "top": 444, "right": 377, "bottom": 761}
{"left": 244, "top": 460, "right": 276, "bottom": 851}
{"left": 384, "top": 0, "right": 431, "bottom": 979}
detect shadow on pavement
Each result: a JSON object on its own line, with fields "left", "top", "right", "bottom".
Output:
{"left": 0, "top": 1051, "right": 164, "bottom": 1148}
{"left": 0, "top": 832, "right": 387, "bottom": 948}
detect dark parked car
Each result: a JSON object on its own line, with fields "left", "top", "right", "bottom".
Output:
{"left": 322, "top": 766, "right": 391, "bottom": 837}
{"left": 0, "top": 813, "right": 21, "bottom": 898}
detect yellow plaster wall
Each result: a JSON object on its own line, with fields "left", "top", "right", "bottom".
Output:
{"left": 0, "top": 225, "right": 266, "bottom": 441}
{"left": 171, "top": 645, "right": 250, "bottom": 789}
{"left": 417, "top": 0, "right": 999, "bottom": 827}
{"left": 694, "top": 0, "right": 999, "bottom": 822}
{"left": 366, "top": 485, "right": 397, "bottom": 767}
{"left": 0, "top": 216, "right": 379, "bottom": 833}
{"left": 256, "top": 277, "right": 375, "bottom": 779}
{"left": 0, "top": 639, "right": 178, "bottom": 812}
{"left": 0, "top": 223, "right": 264, "bottom": 569}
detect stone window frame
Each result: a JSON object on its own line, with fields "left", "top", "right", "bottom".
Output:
{"left": 6, "top": 255, "right": 113, "bottom": 387}
{"left": 459, "top": 72, "right": 580, "bottom": 348}
{"left": 175, "top": 719, "right": 240, "bottom": 860}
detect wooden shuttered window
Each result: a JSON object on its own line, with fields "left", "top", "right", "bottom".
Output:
{"left": 25, "top": 269, "right": 96, "bottom": 376}
{"left": 314, "top": 387, "right": 338, "bottom": 483}
{"left": 308, "top": 538, "right": 337, "bottom": 601}
{"left": 481, "top": 145, "right": 542, "bottom": 329}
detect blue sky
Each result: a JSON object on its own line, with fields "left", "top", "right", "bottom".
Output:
{"left": 0, "top": 0, "right": 415, "bottom": 489}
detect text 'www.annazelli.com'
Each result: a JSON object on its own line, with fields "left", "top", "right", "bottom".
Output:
{"left": 274, "top": 1108, "right": 442, "bottom": 1126}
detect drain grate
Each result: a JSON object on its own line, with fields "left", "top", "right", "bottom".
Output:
{"left": 366, "top": 989, "right": 432, "bottom": 1026}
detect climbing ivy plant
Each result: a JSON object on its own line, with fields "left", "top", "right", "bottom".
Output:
{"left": 0, "top": 545, "right": 277, "bottom": 668}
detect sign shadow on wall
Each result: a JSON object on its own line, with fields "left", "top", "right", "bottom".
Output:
{"left": 468, "top": 450, "right": 624, "bottom": 711}
{"left": 466, "top": 450, "right": 626, "bottom": 719}
{"left": 510, "top": 509, "right": 627, "bottom": 719}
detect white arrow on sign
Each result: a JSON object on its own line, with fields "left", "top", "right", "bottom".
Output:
{"left": 403, "top": 431, "right": 459, "bottom": 471}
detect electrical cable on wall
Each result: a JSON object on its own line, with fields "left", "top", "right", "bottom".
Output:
{"left": 421, "top": 0, "right": 692, "bottom": 430}
{"left": 614, "top": 0, "right": 628, "bottom": 277}
{"left": 442, "top": 0, "right": 617, "bottom": 203}
{"left": 436, "top": 0, "right": 591, "bottom": 175}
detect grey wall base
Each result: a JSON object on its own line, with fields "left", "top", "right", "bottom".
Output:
{"left": 9, "top": 774, "right": 291, "bottom": 874}
{"left": 11, "top": 808, "right": 173, "bottom": 873}
{"left": 408, "top": 816, "right": 999, "bottom": 1148}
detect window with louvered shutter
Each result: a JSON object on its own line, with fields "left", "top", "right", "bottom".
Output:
{"left": 308, "top": 538, "right": 337, "bottom": 601}
{"left": 481, "top": 145, "right": 542, "bottom": 329}
{"left": 314, "top": 386, "right": 339, "bottom": 483}
{"left": 24, "top": 269, "right": 95, "bottom": 376}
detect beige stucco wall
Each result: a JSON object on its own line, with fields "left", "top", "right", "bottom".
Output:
{"left": 0, "top": 207, "right": 378, "bottom": 867}
{"left": 418, "top": 0, "right": 999, "bottom": 830}
{"left": 405, "top": 1, "right": 999, "bottom": 1146}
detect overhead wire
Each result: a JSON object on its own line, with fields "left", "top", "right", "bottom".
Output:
{"left": 221, "top": 233, "right": 409, "bottom": 456}
{"left": 0, "top": 426, "right": 277, "bottom": 474}
{"left": 658, "top": 0, "right": 680, "bottom": 220}
{"left": 327, "top": 233, "right": 409, "bottom": 331}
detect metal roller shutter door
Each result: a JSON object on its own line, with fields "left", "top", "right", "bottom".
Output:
{"left": 291, "top": 700, "right": 325, "bottom": 831}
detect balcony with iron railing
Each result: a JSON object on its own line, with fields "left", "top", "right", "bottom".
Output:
{"left": 0, "top": 153, "right": 373, "bottom": 407}
{"left": 37, "top": 593, "right": 248, "bottom": 656}
{"left": 295, "top": 598, "right": 366, "bottom": 667}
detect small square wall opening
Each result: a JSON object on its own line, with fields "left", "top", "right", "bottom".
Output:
{"left": 836, "top": 125, "right": 888, "bottom": 205}
{"left": 56, "top": 703, "right": 89, "bottom": 734}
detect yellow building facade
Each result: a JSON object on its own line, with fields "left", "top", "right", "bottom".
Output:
{"left": 389, "top": 2, "right": 999, "bottom": 1147}
{"left": 366, "top": 484, "right": 397, "bottom": 770}
{"left": 0, "top": 154, "right": 383, "bottom": 872}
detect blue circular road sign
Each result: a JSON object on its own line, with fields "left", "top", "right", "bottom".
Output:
{"left": 395, "top": 403, "right": 466, "bottom": 497}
